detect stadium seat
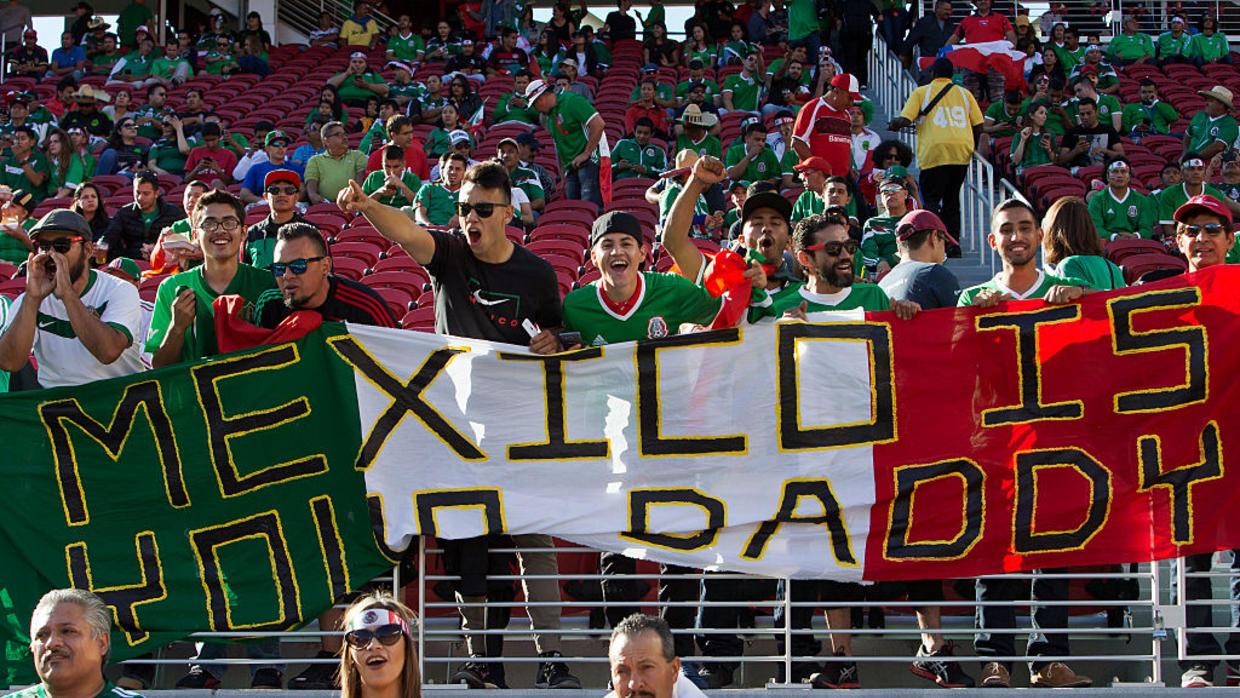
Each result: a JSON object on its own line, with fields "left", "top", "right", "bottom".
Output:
{"left": 1105, "top": 238, "right": 1170, "bottom": 264}
{"left": 527, "top": 239, "right": 586, "bottom": 262}
{"left": 364, "top": 270, "right": 429, "bottom": 296}
{"left": 1120, "top": 252, "right": 1188, "bottom": 284}
{"left": 330, "top": 241, "right": 384, "bottom": 268}
{"left": 372, "top": 286, "right": 416, "bottom": 316}
{"left": 401, "top": 306, "right": 435, "bottom": 331}
{"left": 330, "top": 256, "right": 369, "bottom": 280}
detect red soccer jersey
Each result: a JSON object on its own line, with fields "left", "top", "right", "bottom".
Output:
{"left": 955, "top": 13, "right": 1012, "bottom": 43}
{"left": 792, "top": 98, "right": 852, "bottom": 178}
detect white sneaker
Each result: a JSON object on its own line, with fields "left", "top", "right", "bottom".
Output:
{"left": 1182, "top": 665, "right": 1214, "bottom": 688}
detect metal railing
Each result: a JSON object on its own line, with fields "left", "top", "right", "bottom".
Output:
{"left": 276, "top": 0, "right": 395, "bottom": 44}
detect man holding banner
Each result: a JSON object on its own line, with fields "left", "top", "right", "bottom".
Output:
{"left": 1171, "top": 194, "right": 1240, "bottom": 688}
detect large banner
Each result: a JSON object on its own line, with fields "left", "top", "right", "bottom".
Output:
{"left": 3, "top": 267, "right": 1240, "bottom": 682}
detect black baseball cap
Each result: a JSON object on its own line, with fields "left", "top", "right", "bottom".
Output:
{"left": 29, "top": 208, "right": 92, "bottom": 238}
{"left": 741, "top": 186, "right": 791, "bottom": 224}
{"left": 515, "top": 132, "right": 541, "bottom": 150}
{"left": 590, "top": 211, "right": 645, "bottom": 247}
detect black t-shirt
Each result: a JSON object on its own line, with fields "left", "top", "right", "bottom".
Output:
{"left": 258, "top": 275, "right": 398, "bottom": 328}
{"left": 426, "top": 229, "right": 562, "bottom": 345}
{"left": 605, "top": 11, "right": 637, "bottom": 41}
{"left": 1061, "top": 123, "right": 1120, "bottom": 168}
{"left": 877, "top": 261, "right": 961, "bottom": 309}
{"left": 60, "top": 109, "right": 113, "bottom": 138}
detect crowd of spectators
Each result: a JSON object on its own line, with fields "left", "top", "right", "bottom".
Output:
{"left": 0, "top": 0, "right": 1238, "bottom": 692}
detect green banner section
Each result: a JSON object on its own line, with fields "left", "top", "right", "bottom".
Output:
{"left": 0, "top": 327, "right": 393, "bottom": 685}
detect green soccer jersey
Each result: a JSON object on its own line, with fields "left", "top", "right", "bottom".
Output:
{"left": 658, "top": 181, "right": 710, "bottom": 227}
{"left": 984, "top": 101, "right": 1025, "bottom": 138}
{"left": 203, "top": 49, "right": 233, "bottom": 75}
{"left": 721, "top": 40, "right": 758, "bottom": 64}
{"left": 563, "top": 271, "right": 723, "bottom": 344}
{"left": 957, "top": 271, "right": 1083, "bottom": 306}
{"left": 546, "top": 91, "right": 600, "bottom": 169}
{"left": 388, "top": 32, "right": 424, "bottom": 61}
{"left": 148, "top": 138, "right": 188, "bottom": 175}
{"left": 2, "top": 151, "right": 49, "bottom": 201}
{"left": 358, "top": 120, "right": 387, "bottom": 155}
{"left": 686, "top": 45, "right": 719, "bottom": 67}
{"left": 145, "top": 263, "right": 276, "bottom": 362}
{"left": 1185, "top": 112, "right": 1238, "bottom": 155}
{"left": 751, "top": 281, "right": 890, "bottom": 321}
{"left": 629, "top": 82, "right": 676, "bottom": 104}
{"left": 425, "top": 127, "right": 452, "bottom": 158}
{"left": 1011, "top": 130, "right": 1057, "bottom": 172}
{"left": 1190, "top": 33, "right": 1230, "bottom": 63}
{"left": 335, "top": 71, "right": 386, "bottom": 103}
{"left": 1088, "top": 187, "right": 1158, "bottom": 238}
{"left": 791, "top": 189, "right": 825, "bottom": 222}
{"left": 1052, "top": 44, "right": 1086, "bottom": 68}
{"left": 611, "top": 138, "right": 668, "bottom": 180}
{"left": 722, "top": 72, "right": 760, "bottom": 112}
{"left": 387, "top": 81, "right": 424, "bottom": 105}
{"left": 675, "top": 132, "right": 722, "bottom": 160}
{"left": 413, "top": 181, "right": 459, "bottom": 225}
{"left": 676, "top": 79, "right": 721, "bottom": 100}
{"left": 1108, "top": 32, "right": 1155, "bottom": 62}
{"left": 362, "top": 169, "right": 422, "bottom": 207}
{"left": 1065, "top": 94, "right": 1122, "bottom": 126}
{"left": 1053, "top": 255, "right": 1126, "bottom": 291}
{"left": 1158, "top": 31, "right": 1193, "bottom": 60}
{"left": 493, "top": 92, "right": 538, "bottom": 125}
{"left": 723, "top": 142, "right": 781, "bottom": 183}
{"left": 7, "top": 681, "right": 144, "bottom": 698}
{"left": 150, "top": 56, "right": 192, "bottom": 81}
{"left": 1121, "top": 100, "right": 1179, "bottom": 135}
{"left": 766, "top": 58, "right": 813, "bottom": 87}
{"left": 510, "top": 165, "right": 544, "bottom": 204}
{"left": 1022, "top": 98, "right": 1069, "bottom": 136}
{"left": 1157, "top": 182, "right": 1230, "bottom": 224}
{"left": 860, "top": 215, "right": 901, "bottom": 271}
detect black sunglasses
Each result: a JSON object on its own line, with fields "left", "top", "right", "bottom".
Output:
{"left": 35, "top": 236, "right": 84, "bottom": 253}
{"left": 266, "top": 185, "right": 298, "bottom": 195}
{"left": 456, "top": 202, "right": 506, "bottom": 219}
{"left": 344, "top": 624, "right": 404, "bottom": 649}
{"left": 271, "top": 256, "right": 326, "bottom": 277}
{"left": 805, "top": 239, "right": 859, "bottom": 256}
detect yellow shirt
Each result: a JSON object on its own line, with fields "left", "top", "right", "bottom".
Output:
{"left": 898, "top": 78, "right": 984, "bottom": 170}
{"left": 340, "top": 17, "right": 380, "bottom": 46}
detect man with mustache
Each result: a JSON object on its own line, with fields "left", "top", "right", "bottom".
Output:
{"left": 5, "top": 589, "right": 141, "bottom": 698}
{"left": 605, "top": 614, "right": 704, "bottom": 698}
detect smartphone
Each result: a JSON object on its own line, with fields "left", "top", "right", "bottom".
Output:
{"left": 558, "top": 331, "right": 582, "bottom": 347}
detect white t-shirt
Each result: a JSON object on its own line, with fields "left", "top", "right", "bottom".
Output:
{"left": 4, "top": 270, "right": 145, "bottom": 388}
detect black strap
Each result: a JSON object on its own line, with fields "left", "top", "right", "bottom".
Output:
{"left": 918, "top": 82, "right": 956, "bottom": 121}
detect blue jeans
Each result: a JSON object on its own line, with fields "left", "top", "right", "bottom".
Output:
{"left": 96, "top": 148, "right": 119, "bottom": 176}
{"left": 565, "top": 158, "right": 601, "bottom": 206}
{"left": 1179, "top": 551, "right": 1240, "bottom": 669}
{"left": 192, "top": 639, "right": 281, "bottom": 679}
{"left": 974, "top": 571, "right": 1070, "bottom": 672}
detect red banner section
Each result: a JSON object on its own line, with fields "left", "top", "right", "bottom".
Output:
{"left": 866, "top": 266, "right": 1240, "bottom": 580}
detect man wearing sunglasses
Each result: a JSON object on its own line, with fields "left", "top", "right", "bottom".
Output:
{"left": 244, "top": 169, "right": 308, "bottom": 270}
{"left": 338, "top": 161, "right": 573, "bottom": 689}
{"left": 0, "top": 209, "right": 144, "bottom": 388}
{"left": 239, "top": 130, "right": 303, "bottom": 205}
{"left": 1172, "top": 195, "right": 1239, "bottom": 688}
{"left": 879, "top": 209, "right": 962, "bottom": 310}
{"left": 101, "top": 171, "right": 185, "bottom": 261}
{"left": 147, "top": 189, "right": 276, "bottom": 369}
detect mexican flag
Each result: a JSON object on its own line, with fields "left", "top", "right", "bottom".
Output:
{"left": 4, "top": 268, "right": 1240, "bottom": 684}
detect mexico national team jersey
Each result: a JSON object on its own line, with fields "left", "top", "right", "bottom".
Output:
{"left": 4, "top": 270, "right": 144, "bottom": 388}
{"left": 792, "top": 98, "right": 852, "bottom": 179}
{"left": 6, "top": 681, "right": 145, "bottom": 698}
{"left": 562, "top": 272, "right": 722, "bottom": 345}
{"left": 751, "top": 281, "right": 889, "bottom": 321}
{"left": 957, "top": 270, "right": 1083, "bottom": 306}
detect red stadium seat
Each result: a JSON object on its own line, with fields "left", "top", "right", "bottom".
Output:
{"left": 401, "top": 306, "right": 436, "bottom": 330}
{"left": 527, "top": 239, "right": 585, "bottom": 262}
{"left": 372, "top": 286, "right": 416, "bottom": 316}
{"left": 371, "top": 255, "right": 426, "bottom": 276}
{"left": 330, "top": 256, "right": 369, "bottom": 279}
{"left": 1105, "top": 238, "right": 1169, "bottom": 264}
{"left": 330, "top": 241, "right": 383, "bottom": 268}
{"left": 1121, "top": 252, "right": 1188, "bottom": 284}
{"left": 364, "top": 270, "right": 429, "bottom": 296}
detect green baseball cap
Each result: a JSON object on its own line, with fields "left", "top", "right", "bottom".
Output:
{"left": 885, "top": 164, "right": 909, "bottom": 180}
{"left": 265, "top": 129, "right": 290, "bottom": 146}
{"left": 105, "top": 257, "right": 142, "bottom": 283}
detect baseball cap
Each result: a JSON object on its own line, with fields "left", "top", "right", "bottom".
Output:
{"left": 8, "top": 189, "right": 34, "bottom": 215}
{"left": 1174, "top": 195, "right": 1233, "bottom": 226}
{"left": 449, "top": 129, "right": 472, "bottom": 146}
{"left": 792, "top": 156, "right": 833, "bottom": 175}
{"left": 461, "top": 38, "right": 474, "bottom": 46}
{"left": 516, "top": 132, "right": 542, "bottom": 149}
{"left": 29, "top": 208, "right": 91, "bottom": 238}
{"left": 265, "top": 129, "right": 290, "bottom": 146}
{"left": 524, "top": 79, "right": 551, "bottom": 103}
{"left": 497, "top": 136, "right": 519, "bottom": 150}
{"left": 559, "top": 57, "right": 578, "bottom": 69}
{"left": 896, "top": 209, "right": 958, "bottom": 245}
{"left": 264, "top": 169, "right": 302, "bottom": 189}
{"left": 729, "top": 179, "right": 751, "bottom": 192}
{"left": 104, "top": 257, "right": 141, "bottom": 283}
{"left": 885, "top": 164, "right": 909, "bottom": 180}
{"left": 830, "top": 73, "right": 862, "bottom": 100}
{"left": 741, "top": 188, "right": 792, "bottom": 224}
{"left": 590, "top": 210, "right": 645, "bottom": 247}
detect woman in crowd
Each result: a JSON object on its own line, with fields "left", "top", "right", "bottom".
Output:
{"left": 684, "top": 24, "right": 717, "bottom": 67}
{"left": 1042, "top": 196, "right": 1126, "bottom": 290}
{"left": 338, "top": 593, "right": 421, "bottom": 698}
{"left": 533, "top": 29, "right": 562, "bottom": 75}
{"left": 425, "top": 103, "right": 464, "bottom": 159}
{"left": 96, "top": 118, "right": 149, "bottom": 176}
{"left": 1029, "top": 45, "right": 1066, "bottom": 85}
{"left": 310, "top": 84, "right": 348, "bottom": 128}
{"left": 448, "top": 76, "right": 482, "bottom": 125}
{"left": 1010, "top": 101, "right": 1058, "bottom": 175}
{"left": 644, "top": 22, "right": 680, "bottom": 68}
{"left": 67, "top": 127, "right": 98, "bottom": 183}
{"left": 102, "top": 88, "right": 134, "bottom": 122}
{"left": 71, "top": 182, "right": 113, "bottom": 243}
{"left": 44, "top": 128, "right": 90, "bottom": 198}
{"left": 546, "top": 3, "right": 575, "bottom": 45}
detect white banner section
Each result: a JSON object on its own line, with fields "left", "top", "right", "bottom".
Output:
{"left": 341, "top": 312, "right": 886, "bottom": 580}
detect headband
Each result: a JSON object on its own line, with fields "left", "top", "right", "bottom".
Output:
{"left": 1183, "top": 158, "right": 1205, "bottom": 168}
{"left": 1106, "top": 160, "right": 1129, "bottom": 172}
{"left": 347, "top": 608, "right": 412, "bottom": 636}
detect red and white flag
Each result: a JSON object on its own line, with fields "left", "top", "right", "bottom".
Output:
{"left": 939, "top": 40, "right": 1026, "bottom": 91}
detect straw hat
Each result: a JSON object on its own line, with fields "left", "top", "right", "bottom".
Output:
{"left": 679, "top": 103, "right": 719, "bottom": 128}
{"left": 74, "top": 85, "right": 111, "bottom": 103}
{"left": 1198, "top": 85, "right": 1234, "bottom": 110}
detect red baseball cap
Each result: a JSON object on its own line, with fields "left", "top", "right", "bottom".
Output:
{"left": 1174, "top": 195, "right": 1233, "bottom": 226}
{"left": 263, "top": 169, "right": 302, "bottom": 189}
{"left": 792, "top": 156, "right": 833, "bottom": 175}
{"left": 896, "top": 209, "right": 959, "bottom": 245}
{"left": 830, "top": 73, "right": 862, "bottom": 101}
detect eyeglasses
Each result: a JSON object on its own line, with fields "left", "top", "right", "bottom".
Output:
{"left": 344, "top": 624, "right": 405, "bottom": 649}
{"left": 325, "top": 131, "right": 346, "bottom": 139}
{"left": 456, "top": 202, "right": 507, "bottom": 219}
{"left": 266, "top": 185, "right": 298, "bottom": 195}
{"left": 271, "top": 256, "right": 327, "bottom": 277}
{"left": 1179, "top": 223, "right": 1228, "bottom": 237}
{"left": 199, "top": 217, "right": 241, "bottom": 232}
{"left": 120, "top": 122, "right": 136, "bottom": 129}
{"left": 804, "top": 239, "right": 859, "bottom": 256}
{"left": 34, "top": 236, "right": 83, "bottom": 253}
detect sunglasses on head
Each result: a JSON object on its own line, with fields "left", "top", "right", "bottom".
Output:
{"left": 805, "top": 239, "right": 859, "bottom": 256}
{"left": 271, "top": 256, "right": 326, "bottom": 277}
{"left": 35, "top": 236, "right": 84, "bottom": 253}
{"left": 456, "top": 202, "right": 506, "bottom": 219}
{"left": 344, "top": 624, "right": 405, "bottom": 649}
